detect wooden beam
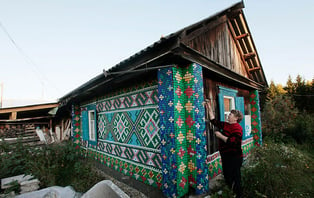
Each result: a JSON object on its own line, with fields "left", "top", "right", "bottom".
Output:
{"left": 0, "top": 103, "right": 58, "bottom": 114}
{"left": 176, "top": 43, "right": 266, "bottom": 90}
{"left": 244, "top": 52, "right": 256, "bottom": 60}
{"left": 249, "top": 67, "right": 261, "bottom": 72}
{"left": 236, "top": 33, "right": 249, "bottom": 40}
{"left": 227, "top": 20, "right": 253, "bottom": 79}
{"left": 227, "top": 10, "right": 242, "bottom": 20}
{"left": 9, "top": 111, "right": 17, "bottom": 120}
{"left": 0, "top": 116, "right": 53, "bottom": 122}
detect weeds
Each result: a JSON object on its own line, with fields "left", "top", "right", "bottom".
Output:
{"left": 242, "top": 139, "right": 314, "bottom": 197}
{"left": 0, "top": 141, "right": 104, "bottom": 194}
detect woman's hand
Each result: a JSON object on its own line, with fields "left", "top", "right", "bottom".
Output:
{"left": 205, "top": 100, "right": 215, "bottom": 120}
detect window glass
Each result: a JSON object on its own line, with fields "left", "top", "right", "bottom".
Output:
{"left": 88, "top": 110, "right": 96, "bottom": 141}
{"left": 223, "top": 96, "right": 235, "bottom": 121}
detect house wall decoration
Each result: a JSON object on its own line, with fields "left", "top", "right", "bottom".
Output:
{"left": 58, "top": 2, "right": 267, "bottom": 197}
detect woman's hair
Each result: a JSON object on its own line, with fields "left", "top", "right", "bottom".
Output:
{"left": 230, "top": 109, "right": 243, "bottom": 123}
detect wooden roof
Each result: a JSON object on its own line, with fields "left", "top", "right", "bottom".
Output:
{"left": 0, "top": 103, "right": 58, "bottom": 122}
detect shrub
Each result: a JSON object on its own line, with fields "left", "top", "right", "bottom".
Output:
{"left": 262, "top": 95, "right": 298, "bottom": 142}
{"left": 284, "top": 113, "right": 314, "bottom": 144}
{"left": 0, "top": 139, "right": 30, "bottom": 179}
{"left": 242, "top": 140, "right": 313, "bottom": 197}
{"left": 0, "top": 141, "right": 105, "bottom": 193}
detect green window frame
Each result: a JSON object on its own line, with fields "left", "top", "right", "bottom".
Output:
{"left": 218, "top": 86, "right": 246, "bottom": 139}
{"left": 81, "top": 105, "right": 98, "bottom": 145}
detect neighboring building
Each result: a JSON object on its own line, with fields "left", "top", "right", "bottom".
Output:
{"left": 0, "top": 102, "right": 59, "bottom": 145}
{"left": 58, "top": 2, "right": 267, "bottom": 197}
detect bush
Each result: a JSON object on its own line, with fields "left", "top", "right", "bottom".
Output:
{"left": 284, "top": 113, "right": 314, "bottom": 144}
{"left": 242, "top": 140, "right": 313, "bottom": 197}
{"left": 0, "top": 139, "right": 31, "bottom": 179}
{"left": 0, "top": 141, "right": 105, "bottom": 193}
{"left": 262, "top": 95, "right": 298, "bottom": 142}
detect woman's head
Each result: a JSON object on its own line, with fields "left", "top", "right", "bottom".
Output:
{"left": 229, "top": 110, "right": 243, "bottom": 123}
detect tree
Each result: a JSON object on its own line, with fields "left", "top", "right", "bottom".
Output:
{"left": 266, "top": 80, "right": 285, "bottom": 100}
{"left": 284, "top": 75, "right": 295, "bottom": 95}
{"left": 262, "top": 95, "right": 298, "bottom": 141}
{"left": 283, "top": 75, "right": 314, "bottom": 113}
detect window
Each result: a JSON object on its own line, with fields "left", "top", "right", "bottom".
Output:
{"left": 88, "top": 110, "right": 96, "bottom": 141}
{"left": 218, "top": 86, "right": 237, "bottom": 122}
{"left": 223, "top": 96, "right": 235, "bottom": 121}
{"left": 81, "top": 105, "right": 97, "bottom": 145}
{"left": 218, "top": 86, "right": 247, "bottom": 139}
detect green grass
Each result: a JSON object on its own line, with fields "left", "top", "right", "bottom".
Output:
{"left": 242, "top": 139, "right": 313, "bottom": 197}
{"left": 1, "top": 138, "right": 313, "bottom": 197}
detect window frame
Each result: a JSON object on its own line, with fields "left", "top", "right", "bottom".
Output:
{"left": 223, "top": 95, "right": 235, "bottom": 121}
{"left": 81, "top": 105, "right": 98, "bottom": 146}
{"left": 88, "top": 110, "right": 96, "bottom": 142}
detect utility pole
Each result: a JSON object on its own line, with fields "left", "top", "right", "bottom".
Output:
{"left": 0, "top": 82, "right": 3, "bottom": 108}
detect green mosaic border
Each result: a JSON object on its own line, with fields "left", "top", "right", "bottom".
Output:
{"left": 250, "top": 90, "right": 262, "bottom": 146}
{"left": 82, "top": 147, "right": 162, "bottom": 189}
{"left": 72, "top": 104, "right": 81, "bottom": 149}
{"left": 207, "top": 138, "right": 254, "bottom": 179}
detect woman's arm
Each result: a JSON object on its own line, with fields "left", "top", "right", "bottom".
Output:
{"left": 205, "top": 101, "right": 224, "bottom": 129}
{"left": 215, "top": 131, "right": 228, "bottom": 143}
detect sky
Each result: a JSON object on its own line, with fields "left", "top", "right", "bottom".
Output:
{"left": 0, "top": 0, "right": 313, "bottom": 107}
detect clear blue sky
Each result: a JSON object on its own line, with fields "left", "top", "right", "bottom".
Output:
{"left": 0, "top": 0, "right": 313, "bottom": 105}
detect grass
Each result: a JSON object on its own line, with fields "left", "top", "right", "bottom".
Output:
{"left": 1, "top": 138, "right": 313, "bottom": 197}
{"left": 209, "top": 139, "right": 313, "bottom": 198}
{"left": 0, "top": 140, "right": 105, "bottom": 194}
{"left": 241, "top": 139, "right": 313, "bottom": 197}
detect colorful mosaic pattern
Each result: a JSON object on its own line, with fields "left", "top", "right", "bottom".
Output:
{"left": 80, "top": 85, "right": 162, "bottom": 189}
{"left": 97, "top": 140, "right": 161, "bottom": 169}
{"left": 72, "top": 104, "right": 81, "bottom": 149}
{"left": 206, "top": 152, "right": 222, "bottom": 179}
{"left": 242, "top": 137, "right": 254, "bottom": 157}
{"left": 158, "top": 63, "right": 209, "bottom": 197}
{"left": 83, "top": 147, "right": 162, "bottom": 188}
{"left": 173, "top": 66, "right": 189, "bottom": 197}
{"left": 191, "top": 64, "right": 209, "bottom": 194}
{"left": 96, "top": 87, "right": 158, "bottom": 112}
{"left": 206, "top": 137, "right": 254, "bottom": 179}
{"left": 158, "top": 66, "right": 177, "bottom": 198}
{"left": 249, "top": 90, "right": 262, "bottom": 146}
{"left": 98, "top": 108, "right": 160, "bottom": 149}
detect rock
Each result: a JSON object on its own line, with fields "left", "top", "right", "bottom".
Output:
{"left": 81, "top": 180, "right": 129, "bottom": 198}
{"left": 15, "top": 186, "right": 78, "bottom": 198}
{"left": 1, "top": 174, "right": 34, "bottom": 189}
{"left": 20, "top": 179, "right": 40, "bottom": 194}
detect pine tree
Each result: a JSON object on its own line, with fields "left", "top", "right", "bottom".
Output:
{"left": 284, "top": 75, "right": 295, "bottom": 95}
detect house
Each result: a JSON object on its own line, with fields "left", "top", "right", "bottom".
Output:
{"left": 0, "top": 102, "right": 59, "bottom": 145}
{"left": 58, "top": 2, "right": 267, "bottom": 197}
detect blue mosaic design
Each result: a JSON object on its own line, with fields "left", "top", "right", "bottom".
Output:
{"left": 158, "top": 67, "right": 177, "bottom": 198}
{"left": 191, "top": 63, "right": 209, "bottom": 194}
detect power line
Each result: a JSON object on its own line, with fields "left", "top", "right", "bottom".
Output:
{"left": 0, "top": 20, "right": 61, "bottom": 98}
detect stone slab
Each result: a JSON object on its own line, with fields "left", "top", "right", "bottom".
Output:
{"left": 1, "top": 175, "right": 33, "bottom": 189}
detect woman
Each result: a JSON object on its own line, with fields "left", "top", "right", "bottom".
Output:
{"left": 205, "top": 101, "right": 243, "bottom": 198}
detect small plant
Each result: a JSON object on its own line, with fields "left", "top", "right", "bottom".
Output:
{"left": 0, "top": 139, "right": 30, "bottom": 179}
{"left": 242, "top": 140, "right": 313, "bottom": 197}
{"left": 210, "top": 185, "right": 235, "bottom": 198}
{"left": 3, "top": 180, "right": 20, "bottom": 195}
{"left": 0, "top": 140, "right": 105, "bottom": 194}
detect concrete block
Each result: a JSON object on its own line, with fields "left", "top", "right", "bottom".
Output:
{"left": 82, "top": 180, "right": 129, "bottom": 198}
{"left": 1, "top": 174, "right": 33, "bottom": 189}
